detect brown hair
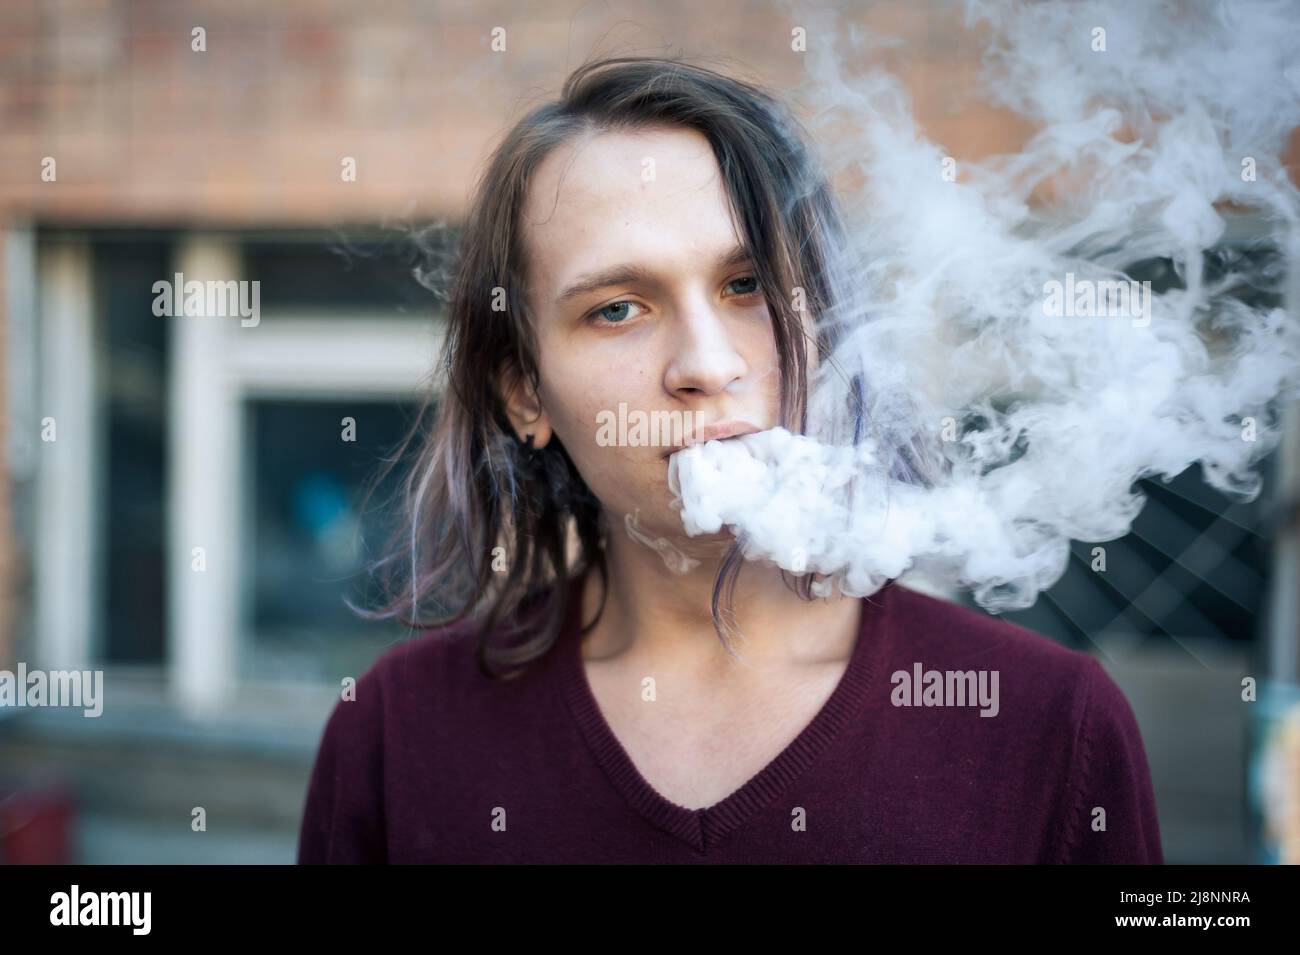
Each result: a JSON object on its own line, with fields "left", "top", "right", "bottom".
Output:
{"left": 360, "top": 55, "right": 893, "bottom": 679}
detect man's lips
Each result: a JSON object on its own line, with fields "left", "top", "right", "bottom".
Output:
{"left": 661, "top": 420, "right": 762, "bottom": 459}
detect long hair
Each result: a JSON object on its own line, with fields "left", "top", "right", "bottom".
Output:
{"left": 358, "top": 54, "right": 919, "bottom": 679}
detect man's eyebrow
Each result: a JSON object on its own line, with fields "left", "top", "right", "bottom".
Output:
{"left": 554, "top": 243, "right": 755, "bottom": 307}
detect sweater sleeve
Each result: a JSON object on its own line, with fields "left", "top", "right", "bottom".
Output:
{"left": 1055, "top": 657, "right": 1164, "bottom": 864}
{"left": 297, "top": 673, "right": 387, "bottom": 864}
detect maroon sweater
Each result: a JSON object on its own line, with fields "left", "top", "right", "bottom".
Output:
{"left": 297, "top": 577, "right": 1163, "bottom": 863}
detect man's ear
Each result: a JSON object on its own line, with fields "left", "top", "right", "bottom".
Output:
{"left": 497, "top": 365, "right": 554, "bottom": 450}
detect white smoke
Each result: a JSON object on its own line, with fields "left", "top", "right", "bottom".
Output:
{"left": 666, "top": 0, "right": 1300, "bottom": 611}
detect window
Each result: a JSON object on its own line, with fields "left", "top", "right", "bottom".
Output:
{"left": 243, "top": 397, "right": 422, "bottom": 683}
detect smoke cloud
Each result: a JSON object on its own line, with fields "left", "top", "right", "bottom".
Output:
{"left": 667, "top": 0, "right": 1300, "bottom": 611}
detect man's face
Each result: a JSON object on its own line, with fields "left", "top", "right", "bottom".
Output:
{"left": 515, "top": 125, "right": 789, "bottom": 544}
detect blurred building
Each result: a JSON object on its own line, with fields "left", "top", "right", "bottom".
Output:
{"left": 0, "top": 0, "right": 1297, "bottom": 863}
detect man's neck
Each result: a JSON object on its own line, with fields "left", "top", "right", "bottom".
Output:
{"left": 578, "top": 523, "right": 864, "bottom": 680}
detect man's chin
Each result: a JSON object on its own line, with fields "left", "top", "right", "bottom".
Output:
{"left": 618, "top": 509, "right": 736, "bottom": 561}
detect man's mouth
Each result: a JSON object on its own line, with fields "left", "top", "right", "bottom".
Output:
{"left": 661, "top": 420, "right": 762, "bottom": 459}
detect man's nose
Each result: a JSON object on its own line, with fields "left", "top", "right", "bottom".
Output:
{"left": 662, "top": 293, "right": 749, "bottom": 396}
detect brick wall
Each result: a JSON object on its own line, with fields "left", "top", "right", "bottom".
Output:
{"left": 0, "top": 0, "right": 1050, "bottom": 227}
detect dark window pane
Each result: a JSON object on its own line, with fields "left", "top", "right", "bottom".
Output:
{"left": 97, "top": 233, "right": 170, "bottom": 664}
{"left": 244, "top": 398, "right": 424, "bottom": 682}
{"left": 242, "top": 234, "right": 438, "bottom": 315}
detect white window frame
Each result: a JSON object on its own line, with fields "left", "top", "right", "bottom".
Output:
{"left": 166, "top": 234, "right": 442, "bottom": 717}
{"left": 30, "top": 234, "right": 101, "bottom": 675}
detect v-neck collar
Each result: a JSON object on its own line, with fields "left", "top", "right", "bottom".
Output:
{"left": 558, "top": 572, "right": 895, "bottom": 854}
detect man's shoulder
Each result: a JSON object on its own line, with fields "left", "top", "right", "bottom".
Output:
{"left": 883, "top": 580, "right": 1111, "bottom": 716}
{"left": 356, "top": 587, "right": 572, "bottom": 707}
{"left": 890, "top": 581, "right": 1084, "bottom": 661}
{"left": 356, "top": 616, "right": 486, "bottom": 704}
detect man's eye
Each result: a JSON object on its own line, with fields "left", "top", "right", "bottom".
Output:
{"left": 587, "top": 300, "right": 644, "bottom": 325}
{"left": 584, "top": 281, "right": 757, "bottom": 326}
